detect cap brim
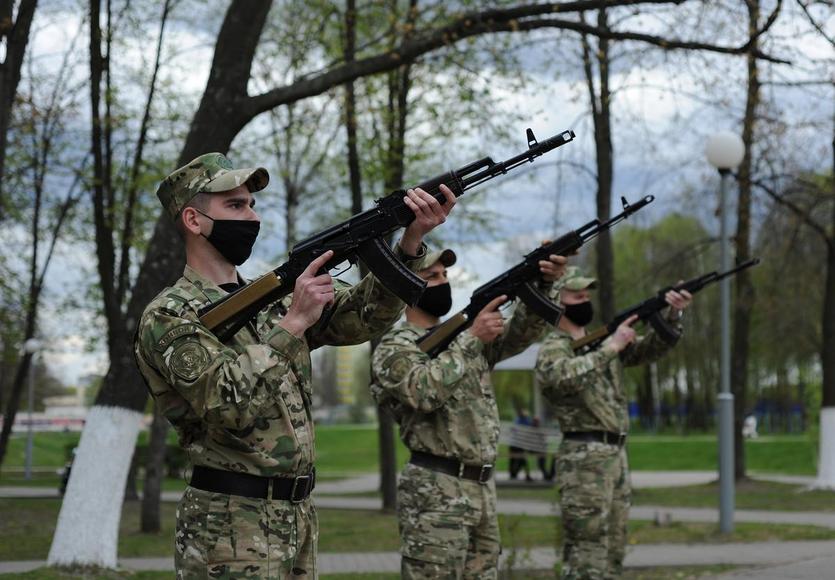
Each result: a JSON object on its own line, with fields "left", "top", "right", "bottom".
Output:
{"left": 420, "top": 248, "right": 457, "bottom": 271}
{"left": 438, "top": 249, "right": 457, "bottom": 267}
{"left": 565, "top": 277, "right": 597, "bottom": 291}
{"left": 202, "top": 167, "right": 269, "bottom": 193}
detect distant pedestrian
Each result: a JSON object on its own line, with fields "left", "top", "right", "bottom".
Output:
{"left": 509, "top": 409, "right": 533, "bottom": 482}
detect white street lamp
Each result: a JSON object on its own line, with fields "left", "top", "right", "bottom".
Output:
{"left": 706, "top": 131, "right": 744, "bottom": 534}
{"left": 22, "top": 338, "right": 42, "bottom": 481}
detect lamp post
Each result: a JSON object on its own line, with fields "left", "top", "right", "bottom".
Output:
{"left": 706, "top": 131, "right": 745, "bottom": 534}
{"left": 23, "top": 338, "right": 42, "bottom": 481}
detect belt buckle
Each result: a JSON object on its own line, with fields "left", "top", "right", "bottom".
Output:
{"left": 617, "top": 433, "right": 627, "bottom": 447}
{"left": 478, "top": 464, "right": 493, "bottom": 485}
{"left": 290, "top": 474, "right": 312, "bottom": 503}
{"left": 457, "top": 461, "right": 465, "bottom": 478}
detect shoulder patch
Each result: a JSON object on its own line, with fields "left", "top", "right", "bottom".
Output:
{"left": 156, "top": 323, "right": 199, "bottom": 352}
{"left": 169, "top": 341, "right": 210, "bottom": 382}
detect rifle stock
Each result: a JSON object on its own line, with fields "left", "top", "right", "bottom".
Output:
{"left": 200, "top": 272, "right": 285, "bottom": 335}
{"left": 417, "top": 313, "right": 469, "bottom": 355}
{"left": 570, "top": 326, "right": 610, "bottom": 351}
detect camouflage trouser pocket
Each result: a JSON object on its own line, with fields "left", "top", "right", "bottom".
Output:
{"left": 398, "top": 465, "right": 470, "bottom": 571}
{"left": 205, "top": 493, "right": 298, "bottom": 569}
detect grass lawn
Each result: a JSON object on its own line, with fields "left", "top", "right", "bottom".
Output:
{"left": 3, "top": 430, "right": 817, "bottom": 480}
{"left": 627, "top": 435, "right": 816, "bottom": 475}
{"left": 2, "top": 498, "right": 834, "bottom": 562}
{"left": 633, "top": 479, "right": 835, "bottom": 512}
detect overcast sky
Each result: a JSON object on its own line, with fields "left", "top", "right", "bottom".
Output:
{"left": 11, "top": 1, "right": 832, "bottom": 386}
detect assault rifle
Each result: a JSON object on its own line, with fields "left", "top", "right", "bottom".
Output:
{"left": 571, "top": 258, "right": 761, "bottom": 353}
{"left": 199, "top": 128, "right": 575, "bottom": 342}
{"left": 416, "top": 195, "right": 655, "bottom": 358}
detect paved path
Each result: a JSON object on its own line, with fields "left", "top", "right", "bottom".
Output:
{"left": 4, "top": 541, "right": 835, "bottom": 574}
{"left": 708, "top": 554, "right": 835, "bottom": 579}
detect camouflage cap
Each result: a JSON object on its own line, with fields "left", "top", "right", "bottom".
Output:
{"left": 156, "top": 152, "right": 270, "bottom": 220}
{"left": 559, "top": 266, "right": 597, "bottom": 291}
{"left": 416, "top": 248, "right": 457, "bottom": 272}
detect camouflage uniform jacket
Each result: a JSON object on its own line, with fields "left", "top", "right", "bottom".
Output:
{"left": 135, "top": 250, "right": 422, "bottom": 477}
{"left": 371, "top": 293, "right": 551, "bottom": 466}
{"left": 535, "top": 317, "right": 682, "bottom": 434}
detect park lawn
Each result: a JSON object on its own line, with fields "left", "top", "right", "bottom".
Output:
{"left": 3, "top": 499, "right": 835, "bottom": 562}
{"left": 627, "top": 435, "right": 817, "bottom": 475}
{"left": 633, "top": 479, "right": 835, "bottom": 512}
{"left": 3, "top": 429, "right": 818, "bottom": 478}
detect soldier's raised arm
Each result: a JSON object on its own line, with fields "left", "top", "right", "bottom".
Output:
{"left": 307, "top": 185, "right": 457, "bottom": 349}
{"left": 372, "top": 328, "right": 485, "bottom": 413}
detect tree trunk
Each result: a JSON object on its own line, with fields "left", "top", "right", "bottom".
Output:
{"left": 731, "top": 0, "right": 761, "bottom": 481}
{"left": 124, "top": 449, "right": 139, "bottom": 501}
{"left": 0, "top": 0, "right": 38, "bottom": 220}
{"left": 141, "top": 402, "right": 169, "bottom": 533}
{"left": 0, "top": 133, "right": 42, "bottom": 467}
{"left": 593, "top": 9, "right": 615, "bottom": 321}
{"left": 0, "top": 351, "right": 34, "bottom": 467}
{"left": 47, "top": 0, "right": 275, "bottom": 568}
{"left": 638, "top": 363, "right": 653, "bottom": 430}
{"left": 814, "top": 127, "right": 835, "bottom": 488}
{"left": 343, "top": 0, "right": 398, "bottom": 509}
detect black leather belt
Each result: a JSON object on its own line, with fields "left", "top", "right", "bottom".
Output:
{"left": 563, "top": 431, "right": 627, "bottom": 447}
{"left": 190, "top": 465, "right": 316, "bottom": 502}
{"left": 410, "top": 451, "right": 493, "bottom": 484}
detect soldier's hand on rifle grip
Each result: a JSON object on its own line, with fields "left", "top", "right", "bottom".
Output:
{"left": 469, "top": 295, "right": 508, "bottom": 344}
{"left": 399, "top": 185, "right": 457, "bottom": 256}
{"left": 603, "top": 314, "right": 639, "bottom": 354}
{"left": 280, "top": 250, "right": 336, "bottom": 337}
{"left": 538, "top": 242, "right": 568, "bottom": 283}
{"left": 665, "top": 283, "right": 692, "bottom": 317}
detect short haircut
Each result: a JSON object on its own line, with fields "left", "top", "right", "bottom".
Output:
{"left": 175, "top": 192, "right": 212, "bottom": 238}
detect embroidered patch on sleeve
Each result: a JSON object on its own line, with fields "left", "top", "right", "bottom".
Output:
{"left": 156, "top": 323, "right": 198, "bottom": 352}
{"left": 169, "top": 341, "right": 210, "bottom": 382}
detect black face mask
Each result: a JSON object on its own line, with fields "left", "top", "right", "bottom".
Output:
{"left": 416, "top": 282, "right": 452, "bottom": 318}
{"left": 197, "top": 210, "right": 260, "bottom": 266}
{"left": 564, "top": 300, "right": 594, "bottom": 327}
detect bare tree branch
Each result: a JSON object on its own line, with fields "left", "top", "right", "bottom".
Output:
{"left": 796, "top": 0, "right": 835, "bottom": 48}
{"left": 752, "top": 177, "right": 832, "bottom": 247}
{"left": 117, "top": 0, "right": 173, "bottom": 305}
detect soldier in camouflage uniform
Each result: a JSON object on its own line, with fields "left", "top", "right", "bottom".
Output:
{"left": 371, "top": 246, "right": 567, "bottom": 579}
{"left": 534, "top": 267, "right": 692, "bottom": 580}
{"left": 134, "top": 153, "right": 456, "bottom": 578}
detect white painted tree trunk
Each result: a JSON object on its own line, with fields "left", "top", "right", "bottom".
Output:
{"left": 813, "top": 407, "right": 835, "bottom": 490}
{"left": 48, "top": 405, "right": 144, "bottom": 568}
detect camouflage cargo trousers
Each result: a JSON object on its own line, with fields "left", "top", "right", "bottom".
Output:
{"left": 556, "top": 439, "right": 631, "bottom": 580}
{"left": 175, "top": 486, "right": 318, "bottom": 579}
{"left": 397, "top": 462, "right": 501, "bottom": 579}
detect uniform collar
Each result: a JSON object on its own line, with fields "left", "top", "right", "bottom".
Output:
{"left": 182, "top": 264, "right": 243, "bottom": 305}
{"left": 550, "top": 325, "right": 576, "bottom": 340}
{"left": 400, "top": 321, "right": 429, "bottom": 335}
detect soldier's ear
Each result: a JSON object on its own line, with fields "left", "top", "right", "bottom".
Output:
{"left": 180, "top": 207, "right": 204, "bottom": 237}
